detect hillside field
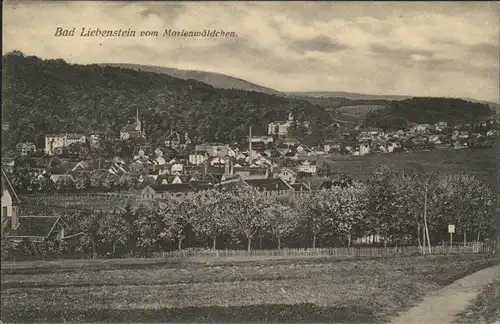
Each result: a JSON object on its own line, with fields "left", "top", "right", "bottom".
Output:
{"left": 336, "top": 105, "right": 386, "bottom": 117}
{"left": 325, "top": 147, "right": 498, "bottom": 187}
{"left": 1, "top": 254, "right": 498, "bottom": 323}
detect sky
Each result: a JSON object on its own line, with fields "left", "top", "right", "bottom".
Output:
{"left": 3, "top": 1, "right": 500, "bottom": 102}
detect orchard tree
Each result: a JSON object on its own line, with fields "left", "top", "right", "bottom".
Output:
{"left": 366, "top": 166, "right": 399, "bottom": 246}
{"left": 439, "top": 174, "right": 497, "bottom": 243}
{"left": 136, "top": 205, "right": 169, "bottom": 252}
{"left": 98, "top": 211, "right": 128, "bottom": 255}
{"left": 263, "top": 196, "right": 299, "bottom": 249}
{"left": 297, "top": 190, "right": 334, "bottom": 249}
{"left": 160, "top": 197, "right": 194, "bottom": 251}
{"left": 191, "top": 190, "right": 231, "bottom": 250}
{"left": 334, "top": 181, "right": 368, "bottom": 247}
{"left": 229, "top": 186, "right": 268, "bottom": 252}
{"left": 80, "top": 211, "right": 104, "bottom": 259}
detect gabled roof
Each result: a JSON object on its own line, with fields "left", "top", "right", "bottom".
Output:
{"left": 290, "top": 182, "right": 311, "bottom": 192}
{"left": 244, "top": 178, "right": 293, "bottom": 191}
{"left": 280, "top": 167, "right": 298, "bottom": 176}
{"left": 149, "top": 181, "right": 214, "bottom": 193}
{"left": 10, "top": 216, "right": 70, "bottom": 238}
{"left": 1, "top": 167, "right": 20, "bottom": 203}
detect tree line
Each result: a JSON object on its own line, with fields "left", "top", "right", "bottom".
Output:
{"left": 2, "top": 51, "right": 334, "bottom": 151}
{"left": 4, "top": 167, "right": 498, "bottom": 260}
{"left": 364, "top": 97, "right": 495, "bottom": 131}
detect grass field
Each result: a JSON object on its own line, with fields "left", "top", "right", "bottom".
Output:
{"left": 456, "top": 277, "right": 500, "bottom": 324}
{"left": 1, "top": 254, "right": 499, "bottom": 323}
{"left": 325, "top": 147, "right": 497, "bottom": 185}
{"left": 337, "top": 105, "right": 386, "bottom": 117}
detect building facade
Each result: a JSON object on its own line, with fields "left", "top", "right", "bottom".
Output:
{"left": 44, "top": 134, "right": 86, "bottom": 155}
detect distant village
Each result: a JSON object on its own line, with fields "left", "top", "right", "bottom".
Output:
{"left": 3, "top": 108, "right": 499, "bottom": 202}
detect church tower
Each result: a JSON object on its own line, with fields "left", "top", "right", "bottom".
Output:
{"left": 135, "top": 107, "right": 142, "bottom": 132}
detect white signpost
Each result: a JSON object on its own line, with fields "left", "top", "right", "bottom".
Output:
{"left": 448, "top": 224, "right": 455, "bottom": 247}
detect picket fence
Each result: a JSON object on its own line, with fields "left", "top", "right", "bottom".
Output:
{"left": 151, "top": 242, "right": 499, "bottom": 259}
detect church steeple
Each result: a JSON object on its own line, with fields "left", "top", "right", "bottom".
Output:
{"left": 135, "top": 107, "right": 142, "bottom": 132}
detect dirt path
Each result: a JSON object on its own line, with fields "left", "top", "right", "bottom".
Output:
{"left": 390, "top": 264, "right": 500, "bottom": 324}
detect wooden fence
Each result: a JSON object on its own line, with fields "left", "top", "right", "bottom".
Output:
{"left": 151, "top": 242, "right": 499, "bottom": 259}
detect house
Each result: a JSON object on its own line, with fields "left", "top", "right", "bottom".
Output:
{"left": 319, "top": 178, "right": 352, "bottom": 190}
{"left": 245, "top": 178, "right": 294, "bottom": 197}
{"left": 16, "top": 142, "right": 36, "bottom": 156}
{"left": 410, "top": 124, "right": 431, "bottom": 133}
{"left": 140, "top": 180, "right": 214, "bottom": 200}
{"left": 88, "top": 132, "right": 102, "bottom": 147}
{"left": 120, "top": 108, "right": 145, "bottom": 140}
{"left": 250, "top": 136, "right": 274, "bottom": 145}
{"left": 189, "top": 152, "right": 208, "bottom": 166}
{"left": 50, "top": 174, "right": 75, "bottom": 184}
{"left": 290, "top": 182, "right": 312, "bottom": 196}
{"left": 210, "top": 157, "right": 226, "bottom": 167}
{"left": 1, "top": 168, "right": 21, "bottom": 231}
{"left": 45, "top": 134, "right": 86, "bottom": 156}
{"left": 297, "top": 160, "right": 317, "bottom": 174}
{"left": 108, "top": 161, "right": 129, "bottom": 176}
{"left": 278, "top": 167, "right": 298, "bottom": 183}
{"left": 164, "top": 131, "right": 191, "bottom": 149}
{"left": 217, "top": 176, "right": 294, "bottom": 197}
{"left": 65, "top": 133, "right": 87, "bottom": 147}
{"left": 268, "top": 113, "right": 295, "bottom": 136}
{"left": 7, "top": 216, "right": 75, "bottom": 243}
{"left": 359, "top": 143, "right": 370, "bottom": 156}
{"left": 195, "top": 143, "right": 232, "bottom": 157}
{"left": 171, "top": 163, "right": 184, "bottom": 174}
{"left": 71, "top": 160, "right": 91, "bottom": 172}
{"left": 386, "top": 142, "right": 401, "bottom": 153}
{"left": 232, "top": 166, "right": 269, "bottom": 180}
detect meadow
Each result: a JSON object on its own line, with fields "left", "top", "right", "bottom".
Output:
{"left": 325, "top": 147, "right": 497, "bottom": 185}
{"left": 336, "top": 105, "right": 386, "bottom": 117}
{"left": 1, "top": 254, "right": 499, "bottom": 323}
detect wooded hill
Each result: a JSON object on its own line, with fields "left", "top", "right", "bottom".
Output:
{"left": 364, "top": 97, "right": 495, "bottom": 131}
{"left": 2, "top": 51, "right": 332, "bottom": 149}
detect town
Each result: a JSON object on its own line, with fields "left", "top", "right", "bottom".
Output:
{"left": 4, "top": 108, "right": 499, "bottom": 203}
{"left": 2, "top": 1, "right": 500, "bottom": 322}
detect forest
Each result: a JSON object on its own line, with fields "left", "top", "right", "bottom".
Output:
{"left": 364, "top": 97, "right": 495, "bottom": 131}
{"left": 1, "top": 51, "right": 333, "bottom": 150}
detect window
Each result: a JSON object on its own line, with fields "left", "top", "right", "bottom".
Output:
{"left": 2, "top": 206, "right": 8, "bottom": 217}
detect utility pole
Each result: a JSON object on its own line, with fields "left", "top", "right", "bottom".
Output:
{"left": 248, "top": 126, "right": 253, "bottom": 166}
{"left": 424, "top": 184, "right": 431, "bottom": 254}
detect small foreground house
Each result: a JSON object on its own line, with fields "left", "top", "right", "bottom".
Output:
{"left": 217, "top": 176, "right": 294, "bottom": 197}
{"left": 7, "top": 216, "right": 75, "bottom": 243}
{"left": 1, "top": 167, "right": 21, "bottom": 232}
{"left": 290, "top": 182, "right": 312, "bottom": 196}
{"left": 140, "top": 180, "right": 214, "bottom": 200}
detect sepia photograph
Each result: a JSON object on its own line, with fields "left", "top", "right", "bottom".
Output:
{"left": 1, "top": 1, "right": 499, "bottom": 323}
